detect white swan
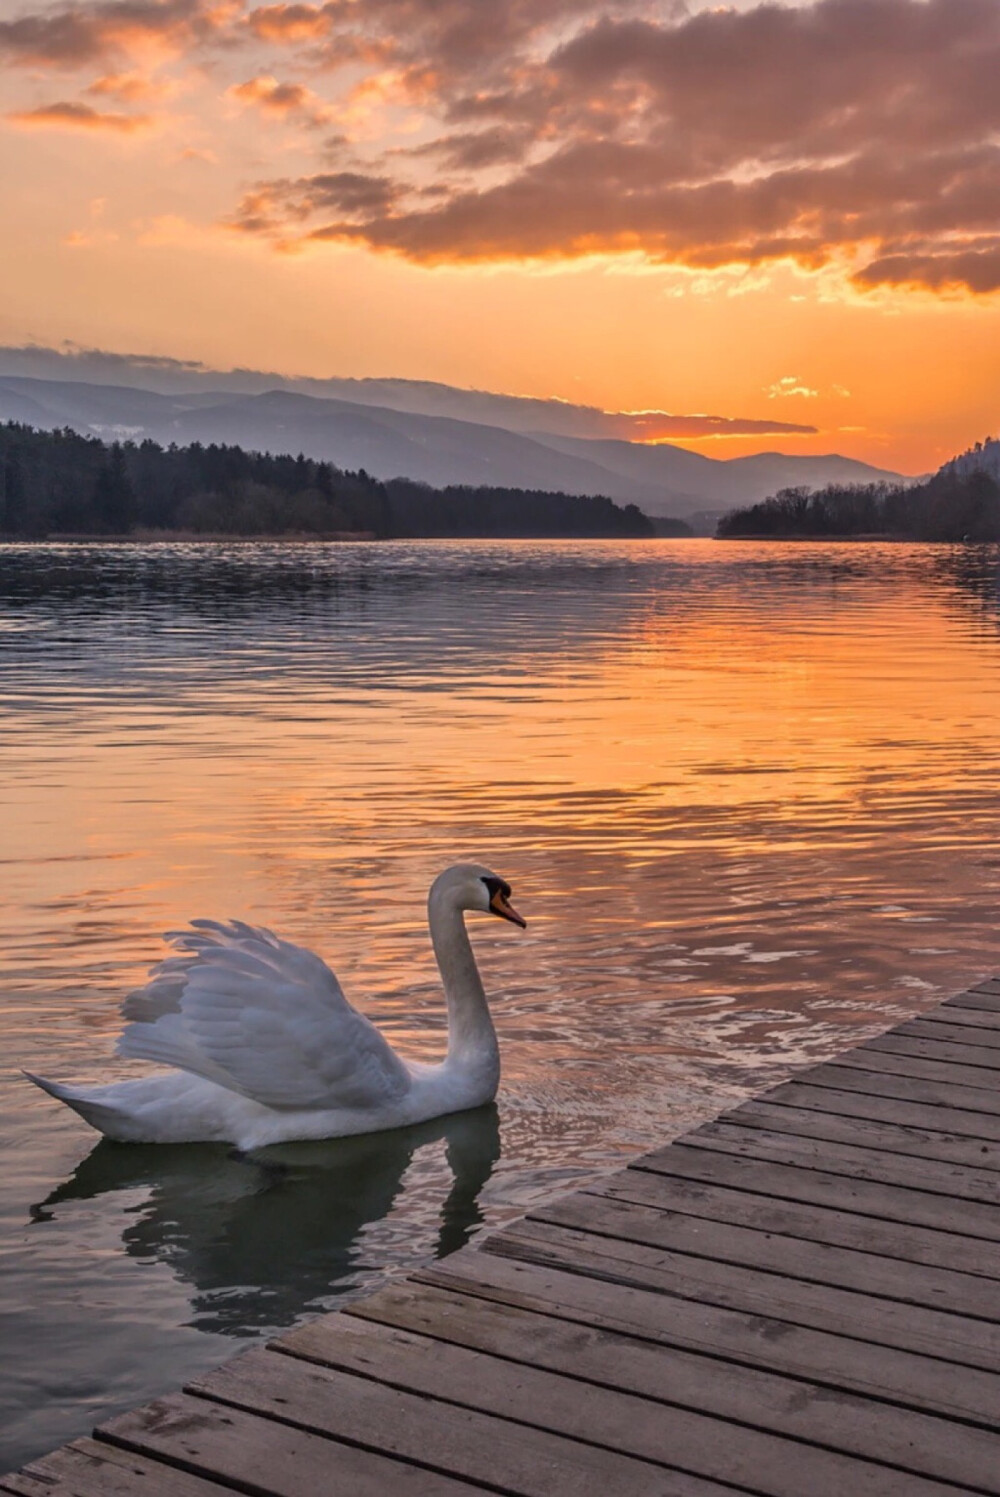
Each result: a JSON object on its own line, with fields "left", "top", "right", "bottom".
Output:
{"left": 25, "top": 864, "right": 525, "bottom": 1150}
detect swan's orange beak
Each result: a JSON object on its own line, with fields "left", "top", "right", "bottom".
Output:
{"left": 489, "top": 888, "right": 526, "bottom": 928}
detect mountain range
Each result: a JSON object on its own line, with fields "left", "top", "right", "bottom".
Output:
{"left": 0, "top": 364, "right": 906, "bottom": 525}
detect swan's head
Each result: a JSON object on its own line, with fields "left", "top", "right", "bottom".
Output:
{"left": 432, "top": 863, "right": 527, "bottom": 929}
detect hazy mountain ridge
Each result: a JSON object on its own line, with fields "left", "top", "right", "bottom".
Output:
{"left": 0, "top": 371, "right": 905, "bottom": 521}
{"left": 0, "top": 344, "right": 818, "bottom": 441}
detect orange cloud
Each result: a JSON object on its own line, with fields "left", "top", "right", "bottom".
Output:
{"left": 6, "top": 0, "right": 1000, "bottom": 299}
{"left": 86, "top": 69, "right": 170, "bottom": 101}
{"left": 6, "top": 100, "right": 153, "bottom": 131}
{"left": 246, "top": 3, "right": 330, "bottom": 43}
{"left": 0, "top": 0, "right": 238, "bottom": 69}
{"left": 64, "top": 226, "right": 120, "bottom": 245}
{"left": 228, "top": 73, "right": 334, "bottom": 125}
{"left": 221, "top": 0, "right": 1000, "bottom": 298}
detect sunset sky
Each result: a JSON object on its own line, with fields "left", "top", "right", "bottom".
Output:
{"left": 2, "top": 0, "right": 999, "bottom": 473}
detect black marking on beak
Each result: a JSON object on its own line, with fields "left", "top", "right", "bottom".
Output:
{"left": 483, "top": 875, "right": 527, "bottom": 929}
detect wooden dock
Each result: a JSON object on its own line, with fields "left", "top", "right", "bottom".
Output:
{"left": 5, "top": 978, "right": 1000, "bottom": 1496}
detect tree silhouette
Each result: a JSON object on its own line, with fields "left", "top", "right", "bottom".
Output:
{"left": 717, "top": 475, "right": 1000, "bottom": 543}
{"left": 0, "top": 421, "right": 656, "bottom": 540}
{"left": 1, "top": 449, "right": 25, "bottom": 532}
{"left": 91, "top": 444, "right": 137, "bottom": 533}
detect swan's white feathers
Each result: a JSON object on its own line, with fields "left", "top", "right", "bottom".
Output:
{"left": 22, "top": 1071, "right": 140, "bottom": 1136}
{"left": 117, "top": 919, "right": 409, "bottom": 1111}
{"left": 27, "top": 865, "right": 515, "bottom": 1146}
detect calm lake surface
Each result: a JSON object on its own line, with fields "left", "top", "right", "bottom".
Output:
{"left": 2, "top": 537, "right": 1000, "bottom": 1467}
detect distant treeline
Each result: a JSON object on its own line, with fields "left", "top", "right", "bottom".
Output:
{"left": 0, "top": 423, "right": 654, "bottom": 540}
{"left": 717, "top": 470, "right": 1000, "bottom": 542}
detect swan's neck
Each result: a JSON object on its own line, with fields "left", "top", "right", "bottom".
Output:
{"left": 429, "top": 889, "right": 499, "bottom": 1080}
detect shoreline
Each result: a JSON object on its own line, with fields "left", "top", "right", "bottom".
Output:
{"left": 714, "top": 531, "right": 995, "bottom": 543}
{"left": 0, "top": 529, "right": 379, "bottom": 544}
{"left": 0, "top": 530, "right": 674, "bottom": 545}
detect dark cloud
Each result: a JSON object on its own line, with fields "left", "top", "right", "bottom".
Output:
{"left": 0, "top": 341, "right": 211, "bottom": 373}
{"left": 855, "top": 240, "right": 1000, "bottom": 295}
{"left": 301, "top": 0, "right": 601, "bottom": 77}
{"left": 231, "top": 0, "right": 1000, "bottom": 296}
{"left": 0, "top": 0, "right": 232, "bottom": 67}
{"left": 230, "top": 169, "right": 399, "bottom": 233}
{"left": 613, "top": 412, "right": 817, "bottom": 439}
{"left": 240, "top": 0, "right": 626, "bottom": 93}
{"left": 5, "top": 0, "right": 999, "bottom": 296}
{"left": 404, "top": 126, "right": 536, "bottom": 172}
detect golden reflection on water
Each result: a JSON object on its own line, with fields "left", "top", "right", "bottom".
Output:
{"left": 2, "top": 537, "right": 1000, "bottom": 1467}
{"left": 3, "top": 541, "right": 1000, "bottom": 1100}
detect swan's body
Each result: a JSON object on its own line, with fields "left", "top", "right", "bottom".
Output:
{"left": 26, "top": 864, "right": 525, "bottom": 1150}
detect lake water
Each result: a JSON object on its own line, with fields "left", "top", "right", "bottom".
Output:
{"left": 2, "top": 537, "right": 1000, "bottom": 1469}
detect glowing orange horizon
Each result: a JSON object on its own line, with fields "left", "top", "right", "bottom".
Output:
{"left": 1, "top": 0, "right": 998, "bottom": 475}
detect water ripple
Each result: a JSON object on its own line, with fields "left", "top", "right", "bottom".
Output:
{"left": 2, "top": 536, "right": 1000, "bottom": 1468}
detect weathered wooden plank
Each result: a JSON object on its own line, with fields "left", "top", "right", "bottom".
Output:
{"left": 587, "top": 1165, "right": 1000, "bottom": 1279}
{"left": 343, "top": 1277, "right": 1000, "bottom": 1434}
{"left": 945, "top": 990, "right": 1000, "bottom": 1012}
{"left": 417, "top": 1250, "right": 1000, "bottom": 1426}
{"left": 940, "top": 994, "right": 999, "bottom": 1017}
{"left": 908, "top": 1006, "right": 1000, "bottom": 1035}
{"left": 634, "top": 1138, "right": 1000, "bottom": 1241}
{"left": 788, "top": 1061, "right": 1000, "bottom": 1117}
{"left": 897, "top": 1016, "right": 1000, "bottom": 1050}
{"left": 269, "top": 1295, "right": 1000, "bottom": 1495}
{"left": 755, "top": 1078, "right": 1000, "bottom": 1141}
{"left": 529, "top": 1189, "right": 1000, "bottom": 1320}
{"left": 830, "top": 1045, "right": 1000, "bottom": 1089}
{"left": 485, "top": 1218, "right": 1000, "bottom": 1370}
{"left": 680, "top": 1121, "right": 1000, "bottom": 1207}
{"left": 631, "top": 1137, "right": 999, "bottom": 1245}
{"left": 190, "top": 1345, "right": 738, "bottom": 1497}
{"left": 0, "top": 1438, "right": 231, "bottom": 1497}
{"left": 715, "top": 1098, "right": 1000, "bottom": 1172}
{"left": 867, "top": 1033, "right": 1000, "bottom": 1071}
{"left": 98, "top": 1394, "right": 485, "bottom": 1497}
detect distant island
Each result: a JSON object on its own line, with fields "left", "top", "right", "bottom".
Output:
{"left": 0, "top": 422, "right": 671, "bottom": 541}
{"left": 717, "top": 440, "right": 1000, "bottom": 542}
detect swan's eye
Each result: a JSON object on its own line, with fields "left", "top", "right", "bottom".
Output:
{"left": 481, "top": 874, "right": 526, "bottom": 928}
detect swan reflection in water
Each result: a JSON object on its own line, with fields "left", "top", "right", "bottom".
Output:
{"left": 31, "top": 1104, "right": 500, "bottom": 1335}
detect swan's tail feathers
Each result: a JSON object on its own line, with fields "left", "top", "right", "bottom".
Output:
{"left": 22, "top": 1071, "right": 129, "bottom": 1137}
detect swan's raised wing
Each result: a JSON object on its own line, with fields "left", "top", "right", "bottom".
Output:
{"left": 117, "top": 920, "right": 410, "bottom": 1111}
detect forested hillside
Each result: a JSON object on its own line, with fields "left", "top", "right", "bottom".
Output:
{"left": 0, "top": 423, "right": 654, "bottom": 539}
{"left": 717, "top": 470, "right": 1000, "bottom": 542}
